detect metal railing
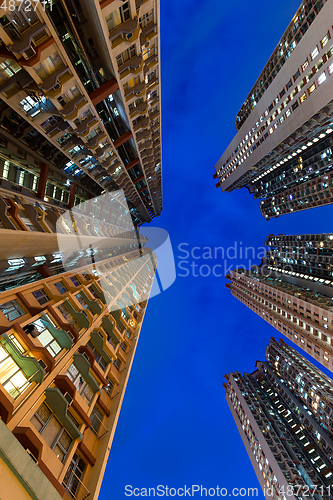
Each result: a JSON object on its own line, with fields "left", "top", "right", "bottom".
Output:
{"left": 90, "top": 413, "right": 108, "bottom": 440}
{"left": 62, "top": 471, "right": 90, "bottom": 500}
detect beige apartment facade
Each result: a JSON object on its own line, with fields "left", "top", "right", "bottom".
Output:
{"left": 214, "top": 0, "right": 333, "bottom": 219}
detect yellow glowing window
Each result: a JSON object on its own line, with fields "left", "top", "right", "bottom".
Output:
{"left": 300, "top": 92, "right": 307, "bottom": 103}
{"left": 308, "top": 83, "right": 316, "bottom": 94}
{"left": 301, "top": 60, "right": 309, "bottom": 72}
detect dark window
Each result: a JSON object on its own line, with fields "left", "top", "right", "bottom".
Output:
{"left": 55, "top": 282, "right": 67, "bottom": 295}
{"left": 70, "top": 277, "right": 80, "bottom": 287}
{"left": 32, "top": 289, "right": 50, "bottom": 305}
{"left": 0, "top": 300, "right": 25, "bottom": 321}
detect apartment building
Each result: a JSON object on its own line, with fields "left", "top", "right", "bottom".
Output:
{"left": 0, "top": 228, "right": 157, "bottom": 500}
{"left": 0, "top": 0, "right": 161, "bottom": 497}
{"left": 214, "top": 0, "right": 333, "bottom": 219}
{"left": 225, "top": 338, "right": 333, "bottom": 500}
{"left": 226, "top": 232, "right": 333, "bottom": 372}
{"left": 0, "top": 0, "right": 161, "bottom": 225}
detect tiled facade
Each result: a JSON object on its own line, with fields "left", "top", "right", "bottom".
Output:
{"left": 225, "top": 338, "right": 333, "bottom": 500}
{"left": 213, "top": 0, "right": 333, "bottom": 219}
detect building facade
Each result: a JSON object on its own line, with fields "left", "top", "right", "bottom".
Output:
{"left": 0, "top": 225, "right": 157, "bottom": 500}
{"left": 214, "top": 0, "right": 333, "bottom": 219}
{"left": 0, "top": 0, "right": 161, "bottom": 225}
{"left": 0, "top": 0, "right": 162, "bottom": 497}
{"left": 226, "top": 232, "right": 333, "bottom": 372}
{"left": 225, "top": 337, "right": 333, "bottom": 500}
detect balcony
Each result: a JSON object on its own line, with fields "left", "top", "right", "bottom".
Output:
{"left": 60, "top": 95, "right": 87, "bottom": 120}
{"left": 130, "top": 101, "right": 148, "bottom": 118}
{"left": 63, "top": 469, "right": 90, "bottom": 500}
{"left": 101, "top": 317, "right": 121, "bottom": 347}
{"left": 73, "top": 353, "right": 101, "bottom": 393}
{"left": 0, "top": 70, "right": 34, "bottom": 96}
{"left": 39, "top": 314, "right": 73, "bottom": 350}
{"left": 79, "top": 291, "right": 102, "bottom": 315}
{"left": 0, "top": 333, "right": 45, "bottom": 384}
{"left": 133, "top": 118, "right": 149, "bottom": 133}
{"left": 9, "top": 23, "right": 47, "bottom": 55}
{"left": 136, "top": 129, "right": 151, "bottom": 142}
{"left": 109, "top": 18, "right": 139, "bottom": 47}
{"left": 90, "top": 411, "right": 108, "bottom": 439}
{"left": 90, "top": 331, "right": 113, "bottom": 363}
{"left": 75, "top": 116, "right": 98, "bottom": 136}
{"left": 40, "top": 66, "right": 72, "bottom": 92}
{"left": 118, "top": 55, "right": 143, "bottom": 77}
{"left": 44, "top": 388, "right": 83, "bottom": 440}
{"left": 141, "top": 22, "right": 157, "bottom": 42}
{"left": 63, "top": 300, "right": 91, "bottom": 330}
{"left": 125, "top": 81, "right": 145, "bottom": 100}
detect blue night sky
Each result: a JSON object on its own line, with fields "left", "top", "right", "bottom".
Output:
{"left": 100, "top": 0, "right": 333, "bottom": 498}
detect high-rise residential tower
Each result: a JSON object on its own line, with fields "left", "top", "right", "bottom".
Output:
{"left": 225, "top": 337, "right": 333, "bottom": 500}
{"left": 0, "top": 0, "right": 161, "bottom": 225}
{"left": 226, "top": 232, "right": 333, "bottom": 372}
{"left": 0, "top": 197, "right": 157, "bottom": 500}
{"left": 214, "top": 0, "right": 333, "bottom": 219}
{"left": 0, "top": 0, "right": 162, "bottom": 497}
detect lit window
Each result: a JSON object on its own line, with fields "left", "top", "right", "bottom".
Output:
{"left": 300, "top": 92, "right": 307, "bottom": 103}
{"left": 311, "top": 47, "right": 319, "bottom": 60}
{"left": 317, "top": 72, "right": 327, "bottom": 85}
{"left": 308, "top": 83, "right": 316, "bottom": 95}
{"left": 30, "top": 403, "right": 72, "bottom": 462}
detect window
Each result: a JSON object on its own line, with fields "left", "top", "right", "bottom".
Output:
{"left": 90, "top": 407, "right": 103, "bottom": 436}
{"left": 70, "top": 277, "right": 80, "bottom": 287}
{"left": 57, "top": 304, "right": 79, "bottom": 330}
{"left": 279, "top": 88, "right": 286, "bottom": 98}
{"left": 75, "top": 293, "right": 89, "bottom": 310}
{"left": 317, "top": 72, "right": 326, "bottom": 85}
{"left": 65, "top": 363, "right": 94, "bottom": 405}
{"left": 120, "top": 1, "right": 130, "bottom": 22}
{"left": 302, "top": 59, "right": 309, "bottom": 72}
{"left": 311, "top": 46, "right": 319, "bottom": 60}
{"left": 32, "top": 289, "right": 51, "bottom": 305}
{"left": 0, "top": 300, "right": 25, "bottom": 321}
{"left": 300, "top": 92, "right": 307, "bottom": 103}
{"left": 112, "top": 358, "right": 121, "bottom": 371}
{"left": 308, "top": 83, "right": 316, "bottom": 95}
{"left": 31, "top": 403, "right": 72, "bottom": 462}
{"left": 0, "top": 59, "right": 21, "bottom": 80}
{"left": 139, "top": 10, "right": 153, "bottom": 29}
{"left": 293, "top": 69, "right": 300, "bottom": 81}
{"left": 321, "top": 32, "right": 330, "bottom": 48}
{"left": 87, "top": 341, "right": 108, "bottom": 371}
{"left": 30, "top": 317, "right": 62, "bottom": 357}
{"left": 34, "top": 52, "right": 64, "bottom": 80}
{"left": 103, "top": 377, "right": 114, "bottom": 397}
{"left": 55, "top": 282, "right": 67, "bottom": 295}
{"left": 0, "top": 344, "right": 30, "bottom": 398}
{"left": 63, "top": 453, "right": 86, "bottom": 498}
